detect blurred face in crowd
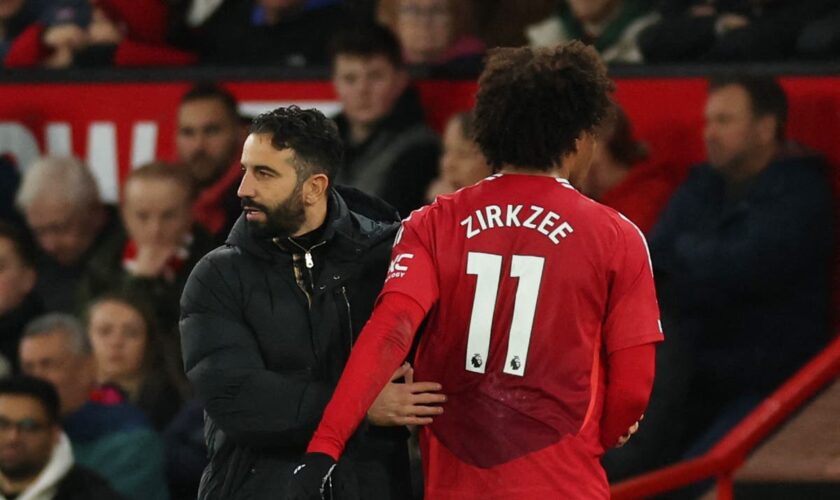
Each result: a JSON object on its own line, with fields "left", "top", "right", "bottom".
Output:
{"left": 177, "top": 98, "right": 242, "bottom": 187}
{"left": 396, "top": 0, "right": 453, "bottom": 63}
{"left": 333, "top": 55, "right": 408, "bottom": 131}
{"left": 566, "top": 0, "right": 621, "bottom": 24}
{"left": 122, "top": 177, "right": 193, "bottom": 248}
{"left": 23, "top": 200, "right": 97, "bottom": 266}
{"left": 0, "top": 237, "right": 35, "bottom": 316}
{"left": 238, "top": 134, "right": 313, "bottom": 239}
{"left": 20, "top": 331, "right": 94, "bottom": 415}
{"left": 704, "top": 84, "right": 776, "bottom": 176}
{"left": 440, "top": 117, "right": 491, "bottom": 190}
{"left": 88, "top": 300, "right": 148, "bottom": 383}
{"left": 0, "top": 0, "right": 24, "bottom": 20}
{"left": 0, "top": 395, "right": 58, "bottom": 483}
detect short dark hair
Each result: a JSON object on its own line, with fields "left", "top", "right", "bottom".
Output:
{"left": 180, "top": 83, "right": 240, "bottom": 123}
{"left": 473, "top": 42, "right": 614, "bottom": 171}
{"left": 250, "top": 106, "right": 344, "bottom": 183}
{"left": 0, "top": 376, "right": 61, "bottom": 425}
{"left": 329, "top": 23, "right": 404, "bottom": 69}
{"left": 0, "top": 221, "right": 34, "bottom": 268}
{"left": 708, "top": 74, "right": 788, "bottom": 141}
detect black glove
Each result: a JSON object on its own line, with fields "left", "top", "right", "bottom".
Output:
{"left": 285, "top": 452, "right": 337, "bottom": 500}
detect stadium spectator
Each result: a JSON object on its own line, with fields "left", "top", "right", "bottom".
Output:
{"left": 330, "top": 23, "right": 440, "bottom": 217}
{"left": 85, "top": 293, "right": 185, "bottom": 431}
{"left": 649, "top": 75, "right": 835, "bottom": 457}
{"left": 0, "top": 0, "right": 45, "bottom": 64}
{"left": 4, "top": 0, "right": 197, "bottom": 68}
{"left": 180, "top": 106, "right": 441, "bottom": 498}
{"left": 377, "top": 0, "right": 485, "bottom": 68}
{"left": 78, "top": 161, "right": 215, "bottom": 334}
{"left": 0, "top": 376, "right": 123, "bottom": 500}
{"left": 193, "top": 0, "right": 350, "bottom": 66}
{"left": 19, "top": 313, "right": 169, "bottom": 500}
{"left": 581, "top": 103, "right": 685, "bottom": 234}
{"left": 15, "top": 156, "right": 119, "bottom": 313}
{"left": 0, "top": 223, "right": 40, "bottom": 374}
{"left": 425, "top": 111, "right": 491, "bottom": 202}
{"left": 527, "top": 0, "right": 659, "bottom": 63}
{"left": 175, "top": 83, "right": 246, "bottom": 242}
{"left": 638, "top": 0, "right": 837, "bottom": 62}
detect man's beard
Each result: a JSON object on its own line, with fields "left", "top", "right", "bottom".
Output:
{"left": 0, "top": 458, "right": 46, "bottom": 481}
{"left": 188, "top": 152, "right": 233, "bottom": 188}
{"left": 241, "top": 184, "right": 307, "bottom": 239}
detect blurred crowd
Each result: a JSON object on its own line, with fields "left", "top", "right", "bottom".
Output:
{"left": 2, "top": 0, "right": 840, "bottom": 69}
{"left": 0, "top": 1, "right": 837, "bottom": 500}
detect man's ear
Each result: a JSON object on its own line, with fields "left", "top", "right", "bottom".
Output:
{"left": 757, "top": 115, "right": 779, "bottom": 145}
{"left": 303, "top": 173, "right": 330, "bottom": 205}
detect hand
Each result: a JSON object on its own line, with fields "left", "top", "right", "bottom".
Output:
{"left": 616, "top": 415, "right": 643, "bottom": 448}
{"left": 43, "top": 24, "right": 89, "bottom": 51}
{"left": 88, "top": 8, "right": 123, "bottom": 45}
{"left": 129, "top": 244, "right": 177, "bottom": 277}
{"left": 715, "top": 14, "right": 750, "bottom": 35}
{"left": 367, "top": 363, "right": 446, "bottom": 426}
{"left": 284, "top": 452, "right": 336, "bottom": 500}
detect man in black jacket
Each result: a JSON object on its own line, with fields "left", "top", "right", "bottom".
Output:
{"left": 180, "top": 106, "right": 444, "bottom": 499}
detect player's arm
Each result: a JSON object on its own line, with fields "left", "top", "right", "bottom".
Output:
{"left": 600, "top": 342, "right": 656, "bottom": 448}
{"left": 284, "top": 292, "right": 429, "bottom": 500}
{"left": 601, "top": 217, "right": 664, "bottom": 449}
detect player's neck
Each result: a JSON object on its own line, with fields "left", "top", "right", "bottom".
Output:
{"left": 500, "top": 164, "right": 567, "bottom": 179}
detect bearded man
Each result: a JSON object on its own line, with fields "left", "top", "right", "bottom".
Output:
{"left": 179, "top": 106, "right": 444, "bottom": 500}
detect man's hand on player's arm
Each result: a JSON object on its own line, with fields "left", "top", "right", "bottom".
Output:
{"left": 616, "top": 415, "right": 643, "bottom": 447}
{"left": 367, "top": 362, "right": 445, "bottom": 426}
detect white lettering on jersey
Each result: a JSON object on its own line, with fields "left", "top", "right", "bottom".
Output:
{"left": 386, "top": 253, "right": 415, "bottom": 280}
{"left": 522, "top": 205, "right": 544, "bottom": 229}
{"left": 506, "top": 205, "right": 522, "bottom": 227}
{"left": 460, "top": 205, "right": 574, "bottom": 245}
{"left": 460, "top": 216, "right": 480, "bottom": 239}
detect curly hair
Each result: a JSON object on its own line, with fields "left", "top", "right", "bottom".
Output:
{"left": 473, "top": 41, "right": 614, "bottom": 171}
{"left": 250, "top": 106, "right": 344, "bottom": 183}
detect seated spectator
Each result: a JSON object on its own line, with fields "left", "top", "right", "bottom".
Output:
{"left": 797, "top": 5, "right": 840, "bottom": 58}
{"left": 15, "top": 156, "right": 119, "bottom": 313}
{"left": 638, "top": 0, "right": 837, "bottom": 62}
{"left": 4, "top": 0, "right": 197, "bottom": 68}
{"left": 0, "top": 0, "right": 45, "bottom": 64}
{"left": 19, "top": 313, "right": 169, "bottom": 500}
{"left": 649, "top": 75, "right": 834, "bottom": 459}
{"left": 175, "top": 83, "right": 247, "bottom": 242}
{"left": 85, "top": 293, "right": 185, "bottom": 431}
{"left": 0, "top": 376, "right": 123, "bottom": 500}
{"left": 79, "top": 162, "right": 215, "bottom": 333}
{"left": 377, "top": 0, "right": 485, "bottom": 69}
{"left": 330, "top": 23, "right": 440, "bottom": 216}
{"left": 425, "top": 111, "right": 491, "bottom": 202}
{"left": 194, "top": 0, "right": 349, "bottom": 66}
{"left": 0, "top": 222, "right": 40, "bottom": 374}
{"left": 527, "top": 0, "right": 659, "bottom": 63}
{"left": 162, "top": 399, "right": 206, "bottom": 500}
{"left": 581, "top": 104, "right": 685, "bottom": 234}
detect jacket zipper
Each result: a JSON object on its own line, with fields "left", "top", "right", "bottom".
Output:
{"left": 341, "top": 285, "right": 354, "bottom": 351}
{"left": 282, "top": 238, "right": 327, "bottom": 307}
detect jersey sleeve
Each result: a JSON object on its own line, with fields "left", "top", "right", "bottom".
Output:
{"left": 603, "top": 216, "right": 664, "bottom": 354}
{"left": 379, "top": 209, "right": 440, "bottom": 311}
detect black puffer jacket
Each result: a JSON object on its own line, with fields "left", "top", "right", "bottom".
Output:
{"left": 180, "top": 187, "right": 410, "bottom": 499}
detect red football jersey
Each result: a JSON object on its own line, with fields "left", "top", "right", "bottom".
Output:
{"left": 381, "top": 173, "right": 663, "bottom": 498}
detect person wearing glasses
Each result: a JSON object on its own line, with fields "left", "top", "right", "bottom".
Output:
{"left": 0, "top": 376, "right": 123, "bottom": 499}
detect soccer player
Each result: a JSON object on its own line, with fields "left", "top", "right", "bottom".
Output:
{"left": 286, "top": 41, "right": 663, "bottom": 499}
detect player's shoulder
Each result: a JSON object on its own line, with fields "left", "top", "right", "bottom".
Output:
{"left": 571, "top": 193, "right": 647, "bottom": 245}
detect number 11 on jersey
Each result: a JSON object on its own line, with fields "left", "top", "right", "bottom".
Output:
{"left": 465, "top": 252, "right": 545, "bottom": 377}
